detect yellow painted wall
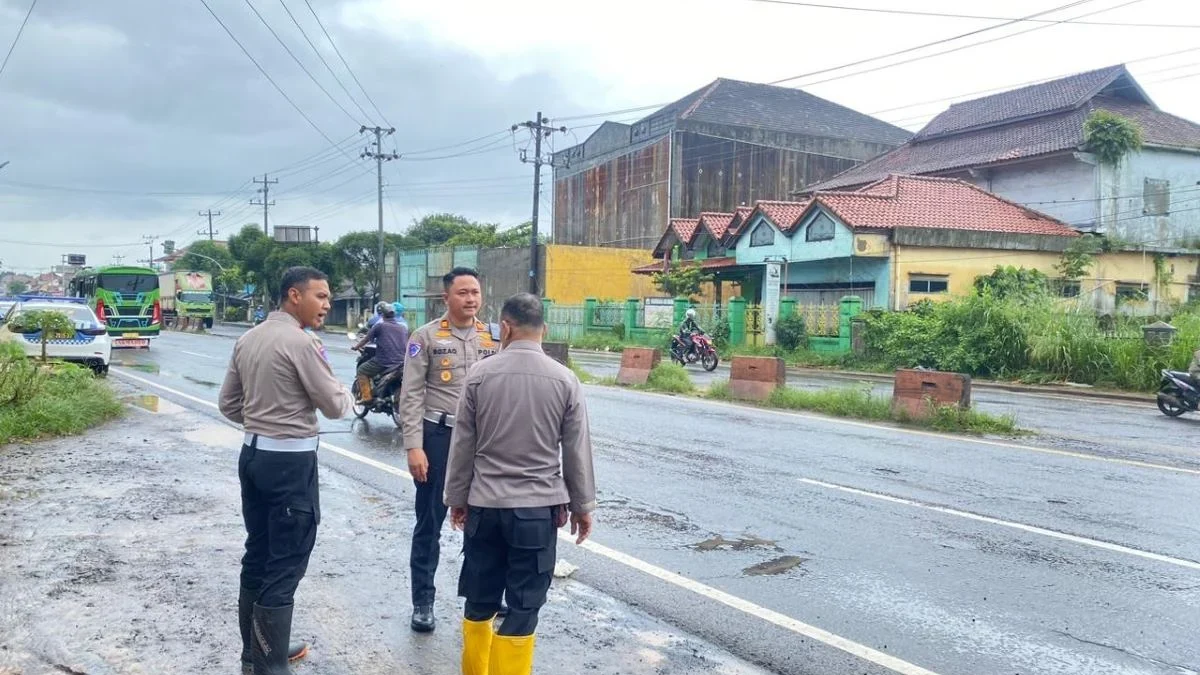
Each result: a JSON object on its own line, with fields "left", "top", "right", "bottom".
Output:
{"left": 893, "top": 246, "right": 1200, "bottom": 311}
{"left": 544, "top": 245, "right": 660, "bottom": 304}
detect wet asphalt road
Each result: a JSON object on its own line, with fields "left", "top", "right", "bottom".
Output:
{"left": 109, "top": 326, "right": 1200, "bottom": 675}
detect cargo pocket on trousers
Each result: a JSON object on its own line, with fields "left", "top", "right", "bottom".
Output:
{"left": 510, "top": 507, "right": 552, "bottom": 549}
{"left": 281, "top": 501, "right": 318, "bottom": 553}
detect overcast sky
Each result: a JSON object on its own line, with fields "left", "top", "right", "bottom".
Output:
{"left": 1, "top": 0, "right": 1199, "bottom": 272}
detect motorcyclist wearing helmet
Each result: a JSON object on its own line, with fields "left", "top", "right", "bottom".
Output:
{"left": 367, "top": 301, "right": 388, "bottom": 329}
{"left": 354, "top": 305, "right": 409, "bottom": 403}
{"left": 678, "top": 308, "right": 702, "bottom": 358}
{"left": 392, "top": 301, "right": 409, "bottom": 330}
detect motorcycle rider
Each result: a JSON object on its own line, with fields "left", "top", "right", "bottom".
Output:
{"left": 353, "top": 304, "right": 409, "bottom": 403}
{"left": 677, "top": 308, "right": 702, "bottom": 358}
{"left": 366, "top": 301, "right": 388, "bottom": 330}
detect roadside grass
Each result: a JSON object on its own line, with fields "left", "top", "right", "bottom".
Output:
{"left": 701, "top": 380, "right": 1018, "bottom": 435}
{"left": 639, "top": 363, "right": 695, "bottom": 394}
{"left": 0, "top": 343, "right": 123, "bottom": 445}
{"left": 567, "top": 358, "right": 595, "bottom": 384}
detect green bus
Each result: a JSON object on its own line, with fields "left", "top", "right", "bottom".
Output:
{"left": 69, "top": 265, "right": 162, "bottom": 347}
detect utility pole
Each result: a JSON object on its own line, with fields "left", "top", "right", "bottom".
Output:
{"left": 198, "top": 209, "right": 221, "bottom": 241}
{"left": 513, "top": 112, "right": 567, "bottom": 295}
{"left": 112, "top": 254, "right": 125, "bottom": 266}
{"left": 141, "top": 235, "right": 159, "bottom": 271}
{"left": 252, "top": 174, "right": 278, "bottom": 236}
{"left": 360, "top": 126, "right": 398, "bottom": 302}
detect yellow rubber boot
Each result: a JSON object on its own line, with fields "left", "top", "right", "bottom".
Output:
{"left": 461, "top": 618, "right": 494, "bottom": 675}
{"left": 489, "top": 634, "right": 535, "bottom": 675}
{"left": 355, "top": 375, "right": 372, "bottom": 403}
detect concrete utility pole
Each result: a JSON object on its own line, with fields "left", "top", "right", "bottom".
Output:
{"left": 198, "top": 209, "right": 221, "bottom": 241}
{"left": 251, "top": 174, "right": 278, "bottom": 235}
{"left": 140, "top": 234, "right": 159, "bottom": 270}
{"left": 112, "top": 254, "right": 125, "bottom": 266}
{"left": 360, "top": 126, "right": 398, "bottom": 302}
{"left": 513, "top": 112, "right": 567, "bottom": 295}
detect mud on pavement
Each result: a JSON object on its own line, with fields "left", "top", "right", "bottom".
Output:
{"left": 0, "top": 381, "right": 772, "bottom": 675}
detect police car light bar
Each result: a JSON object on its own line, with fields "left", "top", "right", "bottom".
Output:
{"left": 16, "top": 294, "right": 86, "bottom": 304}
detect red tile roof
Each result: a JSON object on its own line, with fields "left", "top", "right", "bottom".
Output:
{"left": 749, "top": 200, "right": 811, "bottom": 232}
{"left": 697, "top": 212, "right": 735, "bottom": 240}
{"left": 813, "top": 175, "right": 1078, "bottom": 236}
{"left": 669, "top": 218, "right": 700, "bottom": 244}
{"left": 725, "top": 206, "right": 754, "bottom": 238}
{"left": 632, "top": 256, "right": 741, "bottom": 274}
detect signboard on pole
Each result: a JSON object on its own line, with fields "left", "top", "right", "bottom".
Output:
{"left": 763, "top": 260, "right": 782, "bottom": 346}
{"left": 66, "top": 254, "right": 86, "bottom": 266}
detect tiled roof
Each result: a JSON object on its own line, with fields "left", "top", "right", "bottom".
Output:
{"left": 915, "top": 65, "right": 1129, "bottom": 140}
{"left": 811, "top": 96, "right": 1200, "bottom": 191}
{"left": 750, "top": 200, "right": 812, "bottom": 232}
{"left": 813, "top": 175, "right": 1078, "bottom": 236}
{"left": 725, "top": 206, "right": 754, "bottom": 238}
{"left": 697, "top": 212, "right": 735, "bottom": 240}
{"left": 633, "top": 256, "right": 741, "bottom": 274}
{"left": 669, "top": 218, "right": 700, "bottom": 244}
{"left": 639, "top": 78, "right": 912, "bottom": 147}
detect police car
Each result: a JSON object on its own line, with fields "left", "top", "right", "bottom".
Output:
{"left": 0, "top": 295, "right": 112, "bottom": 376}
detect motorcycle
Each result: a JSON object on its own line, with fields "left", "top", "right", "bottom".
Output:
{"left": 347, "top": 328, "right": 403, "bottom": 428}
{"left": 252, "top": 308, "right": 266, "bottom": 325}
{"left": 1156, "top": 369, "right": 1200, "bottom": 417}
{"left": 670, "top": 330, "right": 719, "bottom": 372}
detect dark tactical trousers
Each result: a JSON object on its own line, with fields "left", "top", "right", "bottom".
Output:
{"left": 239, "top": 442, "right": 320, "bottom": 607}
{"left": 459, "top": 506, "right": 557, "bottom": 636}
{"left": 410, "top": 420, "right": 451, "bottom": 605}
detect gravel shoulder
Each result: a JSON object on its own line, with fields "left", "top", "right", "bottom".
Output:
{"left": 0, "top": 382, "right": 771, "bottom": 675}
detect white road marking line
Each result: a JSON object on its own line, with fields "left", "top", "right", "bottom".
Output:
{"left": 110, "top": 367, "right": 939, "bottom": 675}
{"left": 180, "top": 350, "right": 216, "bottom": 359}
{"left": 798, "top": 477, "right": 1200, "bottom": 573}
{"left": 607, "top": 387, "right": 1200, "bottom": 477}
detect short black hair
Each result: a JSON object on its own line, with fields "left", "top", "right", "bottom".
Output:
{"left": 382, "top": 306, "right": 396, "bottom": 318}
{"left": 442, "top": 266, "right": 480, "bottom": 290}
{"left": 281, "top": 266, "right": 328, "bottom": 297}
{"left": 500, "top": 293, "right": 544, "bottom": 329}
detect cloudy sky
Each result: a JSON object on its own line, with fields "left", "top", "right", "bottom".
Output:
{"left": 1, "top": 0, "right": 1199, "bottom": 272}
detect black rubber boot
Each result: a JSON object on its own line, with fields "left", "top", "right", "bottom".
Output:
{"left": 411, "top": 604, "right": 436, "bottom": 633}
{"left": 239, "top": 588, "right": 308, "bottom": 673}
{"left": 252, "top": 603, "right": 300, "bottom": 675}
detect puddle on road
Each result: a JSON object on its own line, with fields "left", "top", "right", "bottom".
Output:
{"left": 743, "top": 555, "right": 808, "bottom": 576}
{"left": 122, "top": 394, "right": 186, "bottom": 415}
{"left": 693, "top": 534, "right": 782, "bottom": 552}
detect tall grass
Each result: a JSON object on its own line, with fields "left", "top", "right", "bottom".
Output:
{"left": 642, "top": 363, "right": 695, "bottom": 394}
{"left": 0, "top": 343, "right": 123, "bottom": 445}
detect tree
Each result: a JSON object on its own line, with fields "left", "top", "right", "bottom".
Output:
{"left": 11, "top": 309, "right": 77, "bottom": 361}
{"left": 652, "top": 265, "right": 712, "bottom": 298}
{"left": 228, "top": 225, "right": 275, "bottom": 294}
{"left": 333, "top": 231, "right": 407, "bottom": 301}
{"left": 973, "top": 266, "right": 1049, "bottom": 299}
{"left": 7, "top": 281, "right": 28, "bottom": 295}
{"left": 261, "top": 243, "right": 338, "bottom": 304}
{"left": 407, "top": 213, "right": 476, "bottom": 247}
{"left": 1056, "top": 234, "right": 1103, "bottom": 281}
{"left": 173, "top": 240, "right": 234, "bottom": 275}
{"left": 1083, "top": 110, "right": 1144, "bottom": 166}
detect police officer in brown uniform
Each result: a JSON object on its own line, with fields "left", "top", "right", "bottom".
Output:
{"left": 398, "top": 267, "right": 499, "bottom": 632}
{"left": 219, "top": 266, "right": 353, "bottom": 675}
{"left": 446, "top": 293, "right": 596, "bottom": 675}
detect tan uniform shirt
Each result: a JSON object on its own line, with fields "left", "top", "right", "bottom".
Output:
{"left": 399, "top": 314, "right": 499, "bottom": 449}
{"left": 219, "top": 312, "right": 353, "bottom": 438}
{"left": 444, "top": 340, "right": 597, "bottom": 514}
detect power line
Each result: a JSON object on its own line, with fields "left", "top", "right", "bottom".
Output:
{"left": 513, "top": 112, "right": 568, "bottom": 295}
{"left": 198, "top": 0, "right": 347, "bottom": 157}
{"left": 745, "top": 0, "right": 1200, "bottom": 29}
{"left": 0, "top": 0, "right": 36, "bottom": 81}
{"left": 301, "top": 0, "right": 392, "bottom": 128}
{"left": 361, "top": 126, "right": 399, "bottom": 301}
{"left": 275, "top": 0, "right": 375, "bottom": 124}
{"left": 400, "top": 129, "right": 513, "bottom": 156}
{"left": 251, "top": 174, "right": 278, "bottom": 234}
{"left": 198, "top": 209, "right": 221, "bottom": 240}
{"left": 242, "top": 0, "right": 361, "bottom": 126}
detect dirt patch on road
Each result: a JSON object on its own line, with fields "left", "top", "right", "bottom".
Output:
{"left": 0, "top": 382, "right": 771, "bottom": 675}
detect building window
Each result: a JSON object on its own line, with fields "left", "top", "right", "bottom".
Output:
{"left": 1056, "top": 280, "right": 1081, "bottom": 298}
{"left": 1115, "top": 282, "right": 1149, "bottom": 304}
{"left": 806, "top": 212, "right": 836, "bottom": 242}
{"left": 1144, "top": 178, "right": 1170, "bottom": 216}
{"left": 707, "top": 239, "right": 725, "bottom": 258}
{"left": 909, "top": 275, "right": 949, "bottom": 294}
{"left": 749, "top": 221, "right": 775, "bottom": 248}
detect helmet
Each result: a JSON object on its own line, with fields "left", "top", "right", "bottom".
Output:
{"left": 686, "top": 308, "right": 697, "bottom": 319}
{"left": 375, "top": 301, "right": 388, "bottom": 313}
{"left": 392, "top": 301, "right": 405, "bottom": 314}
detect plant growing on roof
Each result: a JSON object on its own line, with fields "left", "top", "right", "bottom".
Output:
{"left": 1056, "top": 234, "right": 1103, "bottom": 281}
{"left": 1082, "top": 110, "right": 1144, "bottom": 166}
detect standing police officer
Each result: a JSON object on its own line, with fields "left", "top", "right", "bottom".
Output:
{"left": 398, "top": 266, "right": 499, "bottom": 632}
{"left": 219, "top": 266, "right": 353, "bottom": 675}
{"left": 446, "top": 293, "right": 596, "bottom": 674}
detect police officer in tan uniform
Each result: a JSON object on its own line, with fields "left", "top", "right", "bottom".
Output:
{"left": 446, "top": 293, "right": 596, "bottom": 675}
{"left": 398, "top": 266, "right": 499, "bottom": 632}
{"left": 219, "top": 266, "right": 353, "bottom": 675}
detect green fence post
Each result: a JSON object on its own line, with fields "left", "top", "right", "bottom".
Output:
{"left": 779, "top": 297, "right": 796, "bottom": 320}
{"left": 542, "top": 298, "right": 552, "bottom": 319}
{"left": 584, "top": 298, "right": 596, "bottom": 332}
{"left": 839, "top": 295, "right": 863, "bottom": 352}
{"left": 673, "top": 296, "right": 689, "bottom": 326}
{"left": 729, "top": 296, "right": 747, "bottom": 346}
{"left": 624, "top": 298, "right": 638, "bottom": 341}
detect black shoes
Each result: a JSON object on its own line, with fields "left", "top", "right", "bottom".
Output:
{"left": 411, "top": 604, "right": 436, "bottom": 633}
